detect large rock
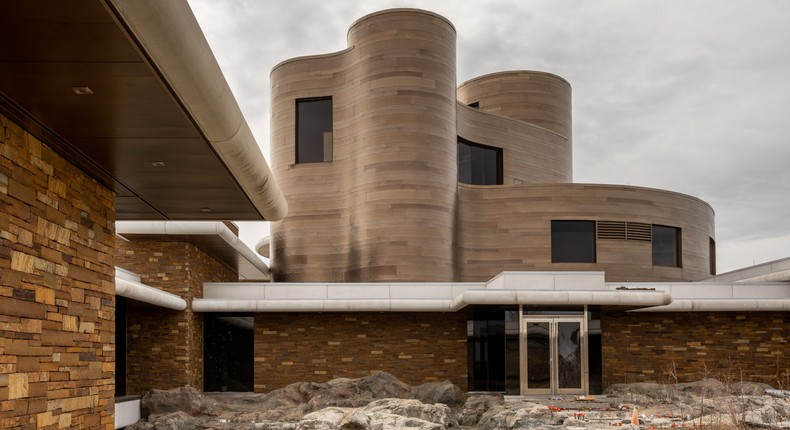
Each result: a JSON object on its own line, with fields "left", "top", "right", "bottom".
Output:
{"left": 140, "top": 387, "right": 216, "bottom": 418}
{"left": 364, "top": 398, "right": 458, "bottom": 428}
{"left": 412, "top": 381, "right": 467, "bottom": 408}
{"left": 476, "top": 400, "right": 559, "bottom": 430}
{"left": 459, "top": 395, "right": 504, "bottom": 426}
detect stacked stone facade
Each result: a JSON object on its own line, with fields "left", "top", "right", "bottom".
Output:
{"left": 602, "top": 312, "right": 789, "bottom": 387}
{"left": 0, "top": 113, "right": 116, "bottom": 429}
{"left": 254, "top": 312, "right": 468, "bottom": 392}
{"left": 114, "top": 240, "right": 236, "bottom": 394}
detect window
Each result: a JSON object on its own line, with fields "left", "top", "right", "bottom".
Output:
{"left": 458, "top": 138, "right": 502, "bottom": 185}
{"left": 551, "top": 221, "right": 596, "bottom": 263}
{"left": 296, "top": 97, "right": 332, "bottom": 163}
{"left": 652, "top": 225, "right": 681, "bottom": 267}
{"left": 709, "top": 237, "right": 716, "bottom": 275}
{"left": 467, "top": 101, "right": 480, "bottom": 108}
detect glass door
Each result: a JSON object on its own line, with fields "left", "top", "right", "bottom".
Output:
{"left": 521, "top": 316, "right": 586, "bottom": 395}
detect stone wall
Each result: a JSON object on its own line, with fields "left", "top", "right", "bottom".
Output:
{"left": 602, "top": 311, "right": 789, "bottom": 388}
{"left": 115, "top": 240, "right": 236, "bottom": 395}
{"left": 254, "top": 312, "right": 468, "bottom": 392}
{"left": 0, "top": 113, "right": 116, "bottom": 429}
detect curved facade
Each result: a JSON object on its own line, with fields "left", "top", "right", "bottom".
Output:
{"left": 270, "top": 9, "right": 458, "bottom": 282}
{"left": 457, "top": 184, "right": 715, "bottom": 282}
{"left": 270, "top": 8, "right": 715, "bottom": 283}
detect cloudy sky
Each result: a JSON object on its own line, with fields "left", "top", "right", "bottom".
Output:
{"left": 188, "top": 0, "right": 790, "bottom": 274}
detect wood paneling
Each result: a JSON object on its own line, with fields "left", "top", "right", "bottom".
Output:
{"left": 458, "top": 71, "right": 573, "bottom": 141}
{"left": 457, "top": 102, "right": 571, "bottom": 184}
{"left": 270, "top": 9, "right": 458, "bottom": 282}
{"left": 269, "top": 9, "right": 715, "bottom": 285}
{"left": 457, "top": 184, "right": 715, "bottom": 282}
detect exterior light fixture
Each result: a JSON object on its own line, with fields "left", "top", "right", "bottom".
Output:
{"left": 150, "top": 161, "right": 166, "bottom": 167}
{"left": 71, "top": 86, "right": 93, "bottom": 95}
{"left": 200, "top": 207, "right": 212, "bottom": 213}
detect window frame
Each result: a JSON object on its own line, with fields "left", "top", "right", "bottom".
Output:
{"left": 551, "top": 220, "right": 597, "bottom": 263}
{"left": 295, "top": 96, "right": 333, "bottom": 164}
{"left": 457, "top": 137, "right": 503, "bottom": 185}
{"left": 652, "top": 224, "right": 682, "bottom": 268}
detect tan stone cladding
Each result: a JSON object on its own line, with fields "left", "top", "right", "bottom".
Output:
{"left": 114, "top": 240, "right": 236, "bottom": 395}
{"left": 601, "top": 312, "right": 789, "bottom": 388}
{"left": 254, "top": 312, "right": 468, "bottom": 392}
{"left": 0, "top": 113, "right": 116, "bottom": 429}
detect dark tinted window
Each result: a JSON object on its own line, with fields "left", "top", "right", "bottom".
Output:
{"left": 296, "top": 97, "right": 332, "bottom": 163}
{"left": 458, "top": 138, "right": 502, "bottom": 185}
{"left": 652, "top": 225, "right": 681, "bottom": 267}
{"left": 551, "top": 220, "right": 596, "bottom": 263}
{"left": 709, "top": 237, "right": 716, "bottom": 275}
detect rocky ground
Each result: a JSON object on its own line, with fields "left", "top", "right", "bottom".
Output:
{"left": 126, "top": 372, "right": 790, "bottom": 430}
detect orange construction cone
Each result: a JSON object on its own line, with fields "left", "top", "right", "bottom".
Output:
{"left": 631, "top": 407, "right": 639, "bottom": 426}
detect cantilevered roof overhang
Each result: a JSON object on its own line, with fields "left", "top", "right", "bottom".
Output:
{"left": 192, "top": 272, "right": 673, "bottom": 313}
{"left": 0, "top": 0, "right": 286, "bottom": 221}
{"left": 116, "top": 221, "right": 271, "bottom": 281}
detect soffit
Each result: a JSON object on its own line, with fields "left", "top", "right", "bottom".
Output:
{"left": 0, "top": 0, "right": 262, "bottom": 220}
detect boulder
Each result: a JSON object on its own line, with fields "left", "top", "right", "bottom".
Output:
{"left": 363, "top": 398, "right": 458, "bottom": 428}
{"left": 458, "top": 395, "right": 504, "bottom": 426}
{"left": 151, "top": 411, "right": 199, "bottom": 430}
{"left": 140, "top": 386, "right": 215, "bottom": 418}
{"left": 338, "top": 409, "right": 372, "bottom": 430}
{"left": 297, "top": 407, "right": 351, "bottom": 430}
{"left": 476, "top": 400, "right": 557, "bottom": 430}
{"left": 412, "top": 380, "right": 467, "bottom": 407}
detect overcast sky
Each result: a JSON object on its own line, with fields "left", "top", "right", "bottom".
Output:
{"left": 188, "top": 0, "right": 790, "bottom": 274}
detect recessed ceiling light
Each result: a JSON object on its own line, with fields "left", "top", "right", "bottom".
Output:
{"left": 200, "top": 207, "right": 212, "bottom": 213}
{"left": 150, "top": 161, "right": 166, "bottom": 167}
{"left": 72, "top": 86, "right": 93, "bottom": 95}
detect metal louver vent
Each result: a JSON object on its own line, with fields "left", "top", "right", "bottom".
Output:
{"left": 597, "top": 221, "right": 626, "bottom": 239}
{"left": 597, "top": 221, "right": 653, "bottom": 241}
{"left": 626, "top": 222, "right": 652, "bottom": 241}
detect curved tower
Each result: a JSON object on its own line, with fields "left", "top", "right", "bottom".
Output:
{"left": 270, "top": 9, "right": 458, "bottom": 281}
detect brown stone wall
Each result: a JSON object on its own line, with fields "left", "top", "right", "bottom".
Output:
{"left": 602, "top": 312, "right": 789, "bottom": 388}
{"left": 254, "top": 312, "right": 468, "bottom": 392}
{"left": 0, "top": 113, "right": 115, "bottom": 429}
{"left": 115, "top": 240, "right": 236, "bottom": 394}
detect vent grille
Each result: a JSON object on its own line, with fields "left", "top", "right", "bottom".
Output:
{"left": 597, "top": 221, "right": 626, "bottom": 240}
{"left": 626, "top": 222, "right": 652, "bottom": 241}
{"left": 597, "top": 221, "right": 652, "bottom": 241}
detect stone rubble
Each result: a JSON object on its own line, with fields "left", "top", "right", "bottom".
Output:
{"left": 125, "top": 373, "right": 790, "bottom": 430}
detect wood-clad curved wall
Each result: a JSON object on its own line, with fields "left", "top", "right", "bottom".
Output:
{"left": 457, "top": 102, "right": 572, "bottom": 184}
{"left": 270, "top": 8, "right": 715, "bottom": 285}
{"left": 456, "top": 184, "right": 715, "bottom": 282}
{"left": 270, "top": 9, "right": 458, "bottom": 282}
{"left": 457, "top": 71, "right": 573, "bottom": 141}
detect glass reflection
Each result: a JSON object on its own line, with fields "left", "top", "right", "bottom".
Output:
{"left": 526, "top": 322, "right": 551, "bottom": 389}
{"left": 557, "top": 321, "right": 581, "bottom": 389}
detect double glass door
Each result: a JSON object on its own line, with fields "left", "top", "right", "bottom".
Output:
{"left": 521, "top": 316, "right": 586, "bottom": 395}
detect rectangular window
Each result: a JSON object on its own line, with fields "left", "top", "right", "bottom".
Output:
{"left": 458, "top": 138, "right": 503, "bottom": 185}
{"left": 551, "top": 220, "right": 596, "bottom": 263}
{"left": 652, "top": 225, "right": 681, "bottom": 267}
{"left": 296, "top": 97, "right": 332, "bottom": 163}
{"left": 709, "top": 237, "right": 716, "bottom": 275}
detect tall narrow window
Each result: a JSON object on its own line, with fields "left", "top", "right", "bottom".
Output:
{"left": 458, "top": 138, "right": 502, "bottom": 185}
{"left": 709, "top": 237, "right": 716, "bottom": 275}
{"left": 296, "top": 97, "right": 332, "bottom": 163}
{"left": 551, "top": 220, "right": 596, "bottom": 263}
{"left": 652, "top": 225, "right": 681, "bottom": 267}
